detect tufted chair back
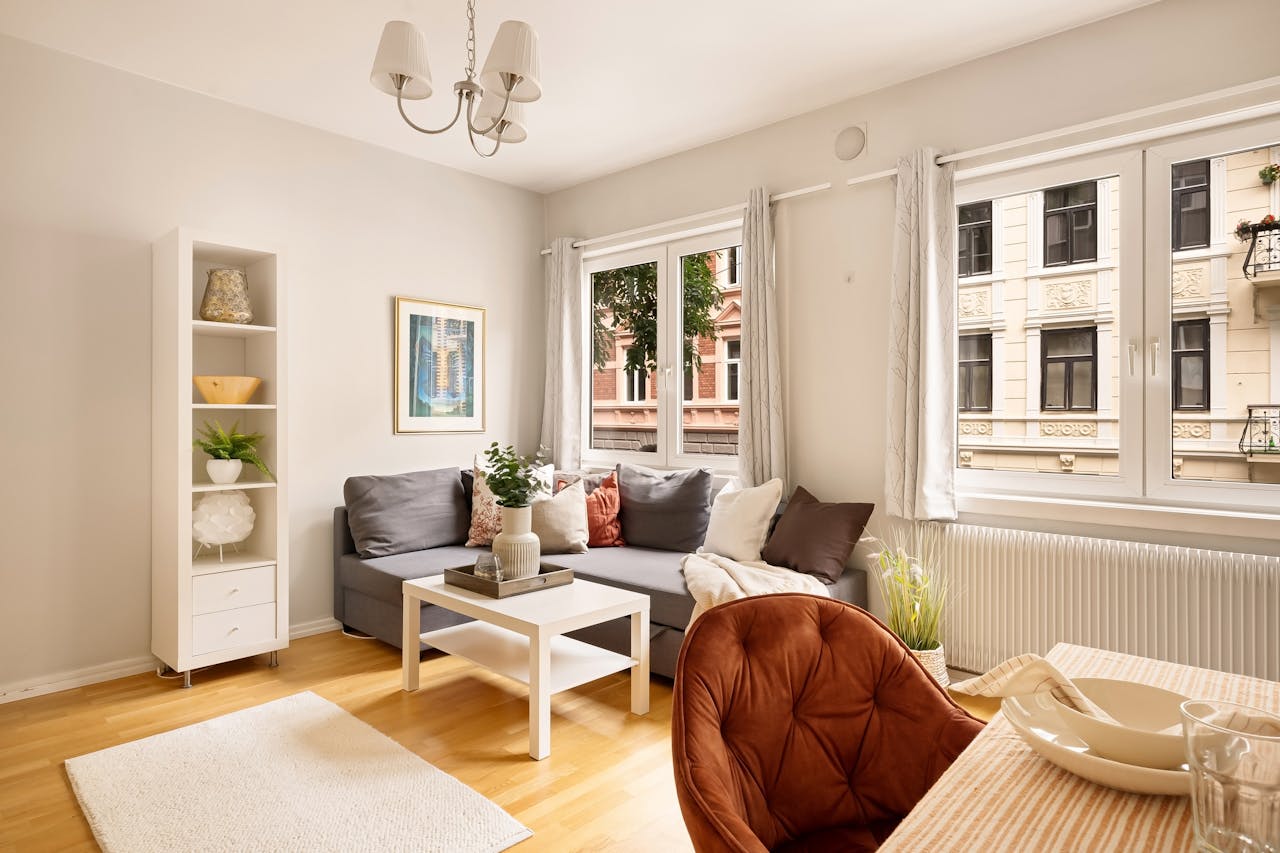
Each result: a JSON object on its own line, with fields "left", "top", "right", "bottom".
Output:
{"left": 672, "top": 594, "right": 983, "bottom": 852}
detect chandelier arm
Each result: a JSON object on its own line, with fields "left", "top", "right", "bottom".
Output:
{"left": 466, "top": 115, "right": 503, "bottom": 159}
{"left": 467, "top": 81, "right": 517, "bottom": 136}
{"left": 395, "top": 83, "right": 466, "bottom": 135}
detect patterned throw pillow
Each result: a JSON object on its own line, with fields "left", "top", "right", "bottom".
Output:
{"left": 466, "top": 463, "right": 553, "bottom": 547}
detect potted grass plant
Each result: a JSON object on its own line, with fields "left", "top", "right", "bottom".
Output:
{"left": 482, "top": 442, "right": 547, "bottom": 580}
{"left": 869, "top": 523, "right": 950, "bottom": 686}
{"left": 193, "top": 420, "right": 274, "bottom": 484}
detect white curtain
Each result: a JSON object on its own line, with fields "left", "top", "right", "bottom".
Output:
{"left": 885, "top": 149, "right": 957, "bottom": 521}
{"left": 739, "top": 187, "right": 787, "bottom": 488}
{"left": 539, "top": 237, "right": 584, "bottom": 470}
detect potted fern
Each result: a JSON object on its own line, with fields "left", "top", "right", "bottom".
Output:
{"left": 193, "top": 420, "right": 274, "bottom": 485}
{"left": 869, "top": 524, "right": 950, "bottom": 686}
{"left": 482, "top": 442, "right": 547, "bottom": 580}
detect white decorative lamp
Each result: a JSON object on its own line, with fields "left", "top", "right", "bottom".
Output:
{"left": 369, "top": 3, "right": 541, "bottom": 157}
{"left": 193, "top": 491, "right": 256, "bottom": 562}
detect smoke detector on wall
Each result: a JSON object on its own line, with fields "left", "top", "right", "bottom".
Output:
{"left": 834, "top": 124, "right": 867, "bottom": 161}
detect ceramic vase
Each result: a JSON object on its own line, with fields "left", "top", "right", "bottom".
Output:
{"left": 206, "top": 459, "right": 243, "bottom": 484}
{"left": 199, "top": 268, "right": 254, "bottom": 324}
{"left": 911, "top": 645, "right": 949, "bottom": 687}
{"left": 492, "top": 505, "right": 540, "bottom": 580}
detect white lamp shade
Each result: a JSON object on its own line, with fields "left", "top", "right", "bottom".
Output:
{"left": 475, "top": 93, "right": 527, "bottom": 143}
{"left": 479, "top": 20, "right": 541, "bottom": 103}
{"left": 370, "top": 21, "right": 432, "bottom": 100}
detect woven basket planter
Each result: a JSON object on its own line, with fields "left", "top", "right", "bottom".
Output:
{"left": 911, "top": 645, "right": 949, "bottom": 687}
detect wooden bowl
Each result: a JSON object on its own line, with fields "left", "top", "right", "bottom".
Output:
{"left": 193, "top": 375, "right": 262, "bottom": 405}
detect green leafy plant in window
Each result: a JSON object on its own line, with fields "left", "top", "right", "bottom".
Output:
{"left": 1259, "top": 163, "right": 1279, "bottom": 185}
{"left": 869, "top": 524, "right": 948, "bottom": 652}
{"left": 481, "top": 442, "right": 547, "bottom": 508}
{"left": 193, "top": 420, "right": 274, "bottom": 480}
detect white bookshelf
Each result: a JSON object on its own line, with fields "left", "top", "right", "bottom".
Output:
{"left": 152, "top": 227, "right": 289, "bottom": 687}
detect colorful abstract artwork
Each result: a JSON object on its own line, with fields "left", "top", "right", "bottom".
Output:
{"left": 395, "top": 297, "right": 485, "bottom": 433}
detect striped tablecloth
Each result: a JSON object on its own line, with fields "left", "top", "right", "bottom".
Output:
{"left": 879, "top": 643, "right": 1280, "bottom": 852}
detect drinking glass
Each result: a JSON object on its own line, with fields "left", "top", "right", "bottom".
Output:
{"left": 474, "top": 553, "right": 503, "bottom": 582}
{"left": 1181, "top": 699, "right": 1280, "bottom": 853}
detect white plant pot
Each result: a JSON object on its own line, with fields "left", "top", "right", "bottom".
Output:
{"left": 911, "top": 645, "right": 949, "bottom": 687}
{"left": 206, "top": 459, "right": 243, "bottom": 484}
{"left": 492, "top": 505, "right": 541, "bottom": 580}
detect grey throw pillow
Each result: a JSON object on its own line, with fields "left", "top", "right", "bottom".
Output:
{"left": 343, "top": 468, "right": 469, "bottom": 558}
{"left": 616, "top": 463, "right": 713, "bottom": 552}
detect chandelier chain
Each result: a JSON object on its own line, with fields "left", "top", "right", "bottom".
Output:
{"left": 465, "top": 0, "right": 477, "bottom": 80}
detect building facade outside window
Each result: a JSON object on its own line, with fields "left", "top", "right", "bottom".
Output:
{"left": 1172, "top": 318, "right": 1210, "bottom": 411}
{"left": 958, "top": 202, "right": 993, "bottom": 278}
{"left": 1041, "top": 327, "right": 1097, "bottom": 411}
{"left": 1043, "top": 181, "right": 1098, "bottom": 266}
{"left": 1171, "top": 160, "right": 1211, "bottom": 251}
{"left": 958, "top": 333, "right": 992, "bottom": 411}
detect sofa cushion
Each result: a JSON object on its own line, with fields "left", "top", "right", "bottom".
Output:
{"left": 343, "top": 468, "right": 468, "bottom": 558}
{"left": 616, "top": 464, "right": 713, "bottom": 552}
{"left": 541, "top": 547, "right": 694, "bottom": 629}
{"left": 531, "top": 479, "right": 589, "bottom": 554}
{"left": 762, "top": 486, "right": 874, "bottom": 584}
{"left": 337, "top": 545, "right": 477, "bottom": 606}
{"left": 699, "top": 478, "right": 783, "bottom": 562}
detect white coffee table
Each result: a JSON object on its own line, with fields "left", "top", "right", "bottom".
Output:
{"left": 402, "top": 575, "right": 650, "bottom": 760}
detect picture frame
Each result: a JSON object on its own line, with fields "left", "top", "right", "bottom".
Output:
{"left": 394, "top": 296, "right": 485, "bottom": 433}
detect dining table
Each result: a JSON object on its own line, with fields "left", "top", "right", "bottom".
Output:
{"left": 878, "top": 642, "right": 1280, "bottom": 851}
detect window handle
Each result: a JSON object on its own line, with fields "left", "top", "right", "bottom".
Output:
{"left": 1127, "top": 341, "right": 1137, "bottom": 377}
{"left": 1149, "top": 339, "right": 1160, "bottom": 377}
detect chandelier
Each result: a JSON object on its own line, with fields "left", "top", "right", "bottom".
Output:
{"left": 369, "top": 1, "right": 540, "bottom": 158}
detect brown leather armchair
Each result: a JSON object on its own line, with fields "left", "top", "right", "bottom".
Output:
{"left": 672, "top": 594, "right": 983, "bottom": 852}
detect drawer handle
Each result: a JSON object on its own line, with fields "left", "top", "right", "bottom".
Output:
{"left": 229, "top": 626, "right": 240, "bottom": 634}
{"left": 230, "top": 587, "right": 240, "bottom": 594}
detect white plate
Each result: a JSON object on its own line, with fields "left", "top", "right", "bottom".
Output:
{"left": 1002, "top": 691, "right": 1191, "bottom": 796}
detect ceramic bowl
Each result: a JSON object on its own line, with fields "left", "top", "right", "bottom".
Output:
{"left": 1054, "top": 677, "right": 1189, "bottom": 769}
{"left": 193, "top": 375, "right": 262, "bottom": 405}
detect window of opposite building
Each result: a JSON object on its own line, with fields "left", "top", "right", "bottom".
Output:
{"left": 958, "top": 333, "right": 992, "bottom": 411}
{"left": 1171, "top": 160, "right": 1210, "bottom": 251}
{"left": 1172, "top": 318, "right": 1210, "bottom": 411}
{"left": 1041, "top": 327, "right": 1097, "bottom": 411}
{"left": 958, "top": 201, "right": 993, "bottom": 277}
{"left": 1044, "top": 181, "right": 1098, "bottom": 266}
{"left": 725, "top": 339, "right": 741, "bottom": 402}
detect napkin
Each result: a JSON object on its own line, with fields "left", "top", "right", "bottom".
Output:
{"left": 949, "top": 653, "right": 1116, "bottom": 721}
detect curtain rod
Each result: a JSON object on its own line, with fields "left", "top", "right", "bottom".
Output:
{"left": 538, "top": 182, "right": 831, "bottom": 256}
{"left": 541, "top": 74, "right": 1280, "bottom": 256}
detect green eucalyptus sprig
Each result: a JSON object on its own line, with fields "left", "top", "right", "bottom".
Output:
{"left": 481, "top": 442, "right": 546, "bottom": 508}
{"left": 193, "top": 420, "right": 274, "bottom": 480}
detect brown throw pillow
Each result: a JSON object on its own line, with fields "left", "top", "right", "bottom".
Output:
{"left": 761, "top": 486, "right": 874, "bottom": 584}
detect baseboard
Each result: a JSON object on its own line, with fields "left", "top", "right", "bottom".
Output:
{"left": 290, "top": 617, "right": 342, "bottom": 639}
{"left": 1, "top": 618, "right": 344, "bottom": 705}
{"left": 0, "top": 655, "right": 159, "bottom": 705}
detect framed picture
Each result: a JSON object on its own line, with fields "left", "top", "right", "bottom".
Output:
{"left": 394, "top": 296, "right": 485, "bottom": 433}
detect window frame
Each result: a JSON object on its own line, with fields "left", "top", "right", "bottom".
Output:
{"left": 958, "top": 333, "right": 993, "bottom": 412}
{"left": 724, "top": 338, "right": 741, "bottom": 403}
{"left": 1171, "top": 317, "right": 1210, "bottom": 412}
{"left": 958, "top": 201, "right": 994, "bottom": 278}
{"left": 1039, "top": 327, "right": 1098, "bottom": 412}
{"left": 580, "top": 225, "right": 744, "bottom": 474}
{"left": 1043, "top": 180, "right": 1099, "bottom": 267}
{"left": 1171, "top": 159, "right": 1211, "bottom": 251}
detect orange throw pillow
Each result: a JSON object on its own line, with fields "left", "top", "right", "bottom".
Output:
{"left": 584, "top": 471, "right": 625, "bottom": 547}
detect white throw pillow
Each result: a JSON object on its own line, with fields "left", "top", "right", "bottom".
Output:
{"left": 531, "top": 479, "right": 589, "bottom": 554}
{"left": 698, "top": 478, "right": 784, "bottom": 562}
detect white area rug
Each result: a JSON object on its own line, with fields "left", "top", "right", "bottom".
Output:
{"left": 65, "top": 691, "right": 531, "bottom": 852}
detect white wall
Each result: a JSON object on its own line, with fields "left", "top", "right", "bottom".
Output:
{"left": 546, "top": 0, "right": 1280, "bottom": 555}
{"left": 0, "top": 35, "right": 546, "bottom": 694}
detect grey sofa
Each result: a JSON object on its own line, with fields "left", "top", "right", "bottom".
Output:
{"left": 332, "top": 508, "right": 869, "bottom": 680}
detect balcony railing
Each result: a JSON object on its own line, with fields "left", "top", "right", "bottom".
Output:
{"left": 1239, "top": 403, "right": 1280, "bottom": 460}
{"left": 1242, "top": 221, "right": 1280, "bottom": 279}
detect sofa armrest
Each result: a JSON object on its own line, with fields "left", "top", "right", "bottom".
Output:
{"left": 333, "top": 506, "right": 357, "bottom": 622}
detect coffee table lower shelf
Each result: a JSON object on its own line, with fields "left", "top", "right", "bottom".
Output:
{"left": 421, "top": 621, "right": 637, "bottom": 693}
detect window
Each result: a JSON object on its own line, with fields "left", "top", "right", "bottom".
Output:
{"left": 958, "top": 202, "right": 993, "bottom": 277}
{"left": 584, "top": 228, "right": 743, "bottom": 469}
{"left": 1044, "top": 181, "right": 1098, "bottom": 266}
{"left": 1041, "top": 328, "right": 1097, "bottom": 411}
{"left": 958, "top": 334, "right": 992, "bottom": 411}
{"left": 1172, "top": 319, "right": 1209, "bottom": 411}
{"left": 1171, "top": 160, "right": 1210, "bottom": 251}
{"left": 725, "top": 339, "right": 741, "bottom": 402}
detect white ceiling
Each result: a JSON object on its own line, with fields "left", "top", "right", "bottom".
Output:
{"left": 0, "top": 1, "right": 1155, "bottom": 193}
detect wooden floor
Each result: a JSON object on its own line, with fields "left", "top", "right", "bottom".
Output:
{"left": 0, "top": 631, "right": 691, "bottom": 852}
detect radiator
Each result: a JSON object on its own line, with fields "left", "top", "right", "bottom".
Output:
{"left": 936, "top": 524, "right": 1280, "bottom": 682}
